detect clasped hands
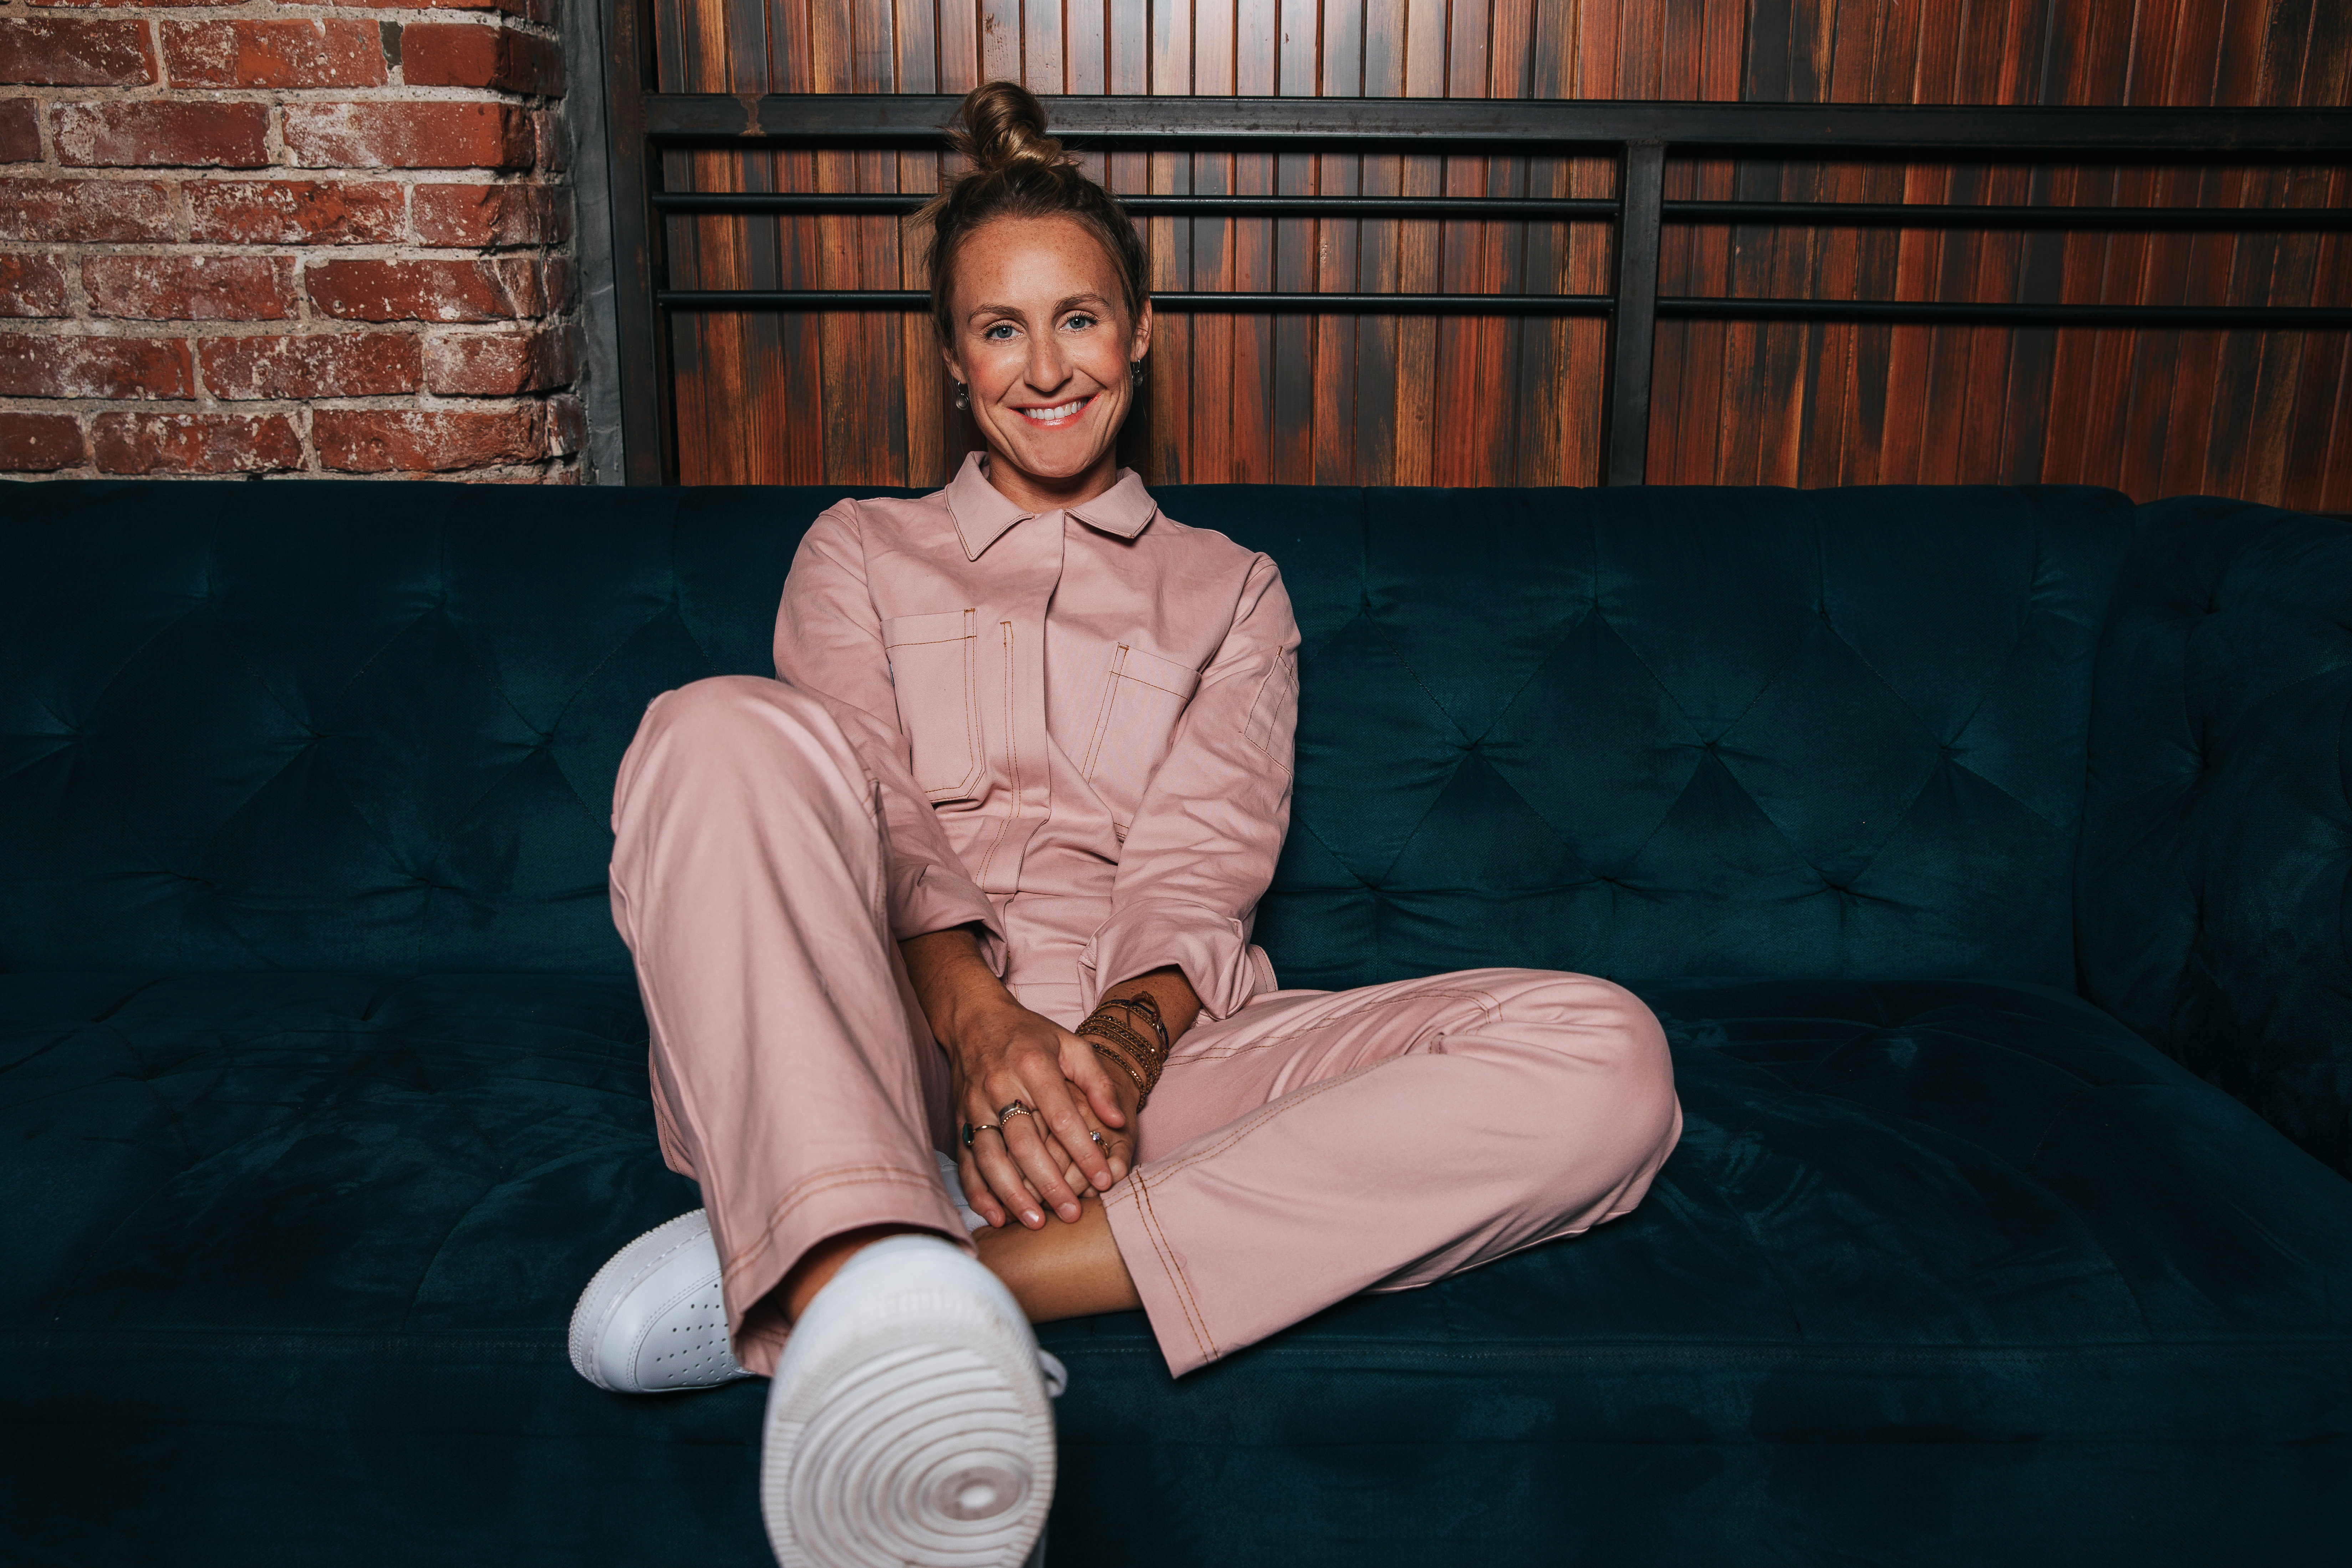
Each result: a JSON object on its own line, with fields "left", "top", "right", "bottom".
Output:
{"left": 901, "top": 926, "right": 1169, "bottom": 1232}
{"left": 949, "top": 995, "right": 1140, "bottom": 1231}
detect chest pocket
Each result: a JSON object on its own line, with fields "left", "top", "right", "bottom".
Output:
{"left": 882, "top": 610, "right": 984, "bottom": 801}
{"left": 1079, "top": 642, "right": 1203, "bottom": 835}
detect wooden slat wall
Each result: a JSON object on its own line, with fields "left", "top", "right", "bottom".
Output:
{"left": 653, "top": 0, "right": 2350, "bottom": 506}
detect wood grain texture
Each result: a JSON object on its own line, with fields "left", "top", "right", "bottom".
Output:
{"left": 650, "top": 0, "right": 2350, "bottom": 506}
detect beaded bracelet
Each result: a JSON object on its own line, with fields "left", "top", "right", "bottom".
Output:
{"left": 1083, "top": 994, "right": 1170, "bottom": 1066}
{"left": 1108, "top": 992, "right": 1171, "bottom": 1057}
{"left": 1089, "top": 1039, "right": 1152, "bottom": 1111}
{"left": 1078, "top": 992, "right": 1172, "bottom": 1109}
{"left": 1082, "top": 1010, "right": 1163, "bottom": 1089}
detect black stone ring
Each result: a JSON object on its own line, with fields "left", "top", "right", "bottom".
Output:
{"left": 962, "top": 1121, "right": 1002, "bottom": 1147}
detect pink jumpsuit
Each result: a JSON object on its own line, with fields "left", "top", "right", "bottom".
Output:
{"left": 609, "top": 454, "right": 1682, "bottom": 1378}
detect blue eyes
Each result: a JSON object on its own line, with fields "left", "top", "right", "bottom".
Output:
{"left": 980, "top": 315, "right": 1097, "bottom": 342}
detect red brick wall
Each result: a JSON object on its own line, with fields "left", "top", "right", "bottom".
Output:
{"left": 0, "top": 1, "right": 581, "bottom": 480}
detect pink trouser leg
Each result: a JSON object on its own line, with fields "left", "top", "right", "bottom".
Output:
{"left": 609, "top": 676, "right": 966, "bottom": 1377}
{"left": 1101, "top": 969, "right": 1682, "bottom": 1376}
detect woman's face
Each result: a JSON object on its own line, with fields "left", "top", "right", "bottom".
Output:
{"left": 943, "top": 214, "right": 1151, "bottom": 509}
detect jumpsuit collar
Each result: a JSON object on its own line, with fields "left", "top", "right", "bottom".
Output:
{"left": 945, "top": 451, "right": 1160, "bottom": 561}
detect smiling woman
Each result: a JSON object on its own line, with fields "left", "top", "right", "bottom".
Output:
{"left": 567, "top": 81, "right": 1681, "bottom": 1568}
{"left": 918, "top": 85, "right": 1153, "bottom": 511}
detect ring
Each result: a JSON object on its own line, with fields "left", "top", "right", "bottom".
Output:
{"left": 1089, "top": 1131, "right": 1104, "bottom": 1145}
{"left": 997, "top": 1100, "right": 1035, "bottom": 1122}
{"left": 963, "top": 1121, "right": 1001, "bottom": 1146}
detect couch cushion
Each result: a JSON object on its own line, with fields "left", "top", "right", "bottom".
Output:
{"left": 2082, "top": 497, "right": 2352, "bottom": 1177}
{"left": 0, "top": 971, "right": 747, "bottom": 1565}
{"left": 1198, "top": 484, "right": 2138, "bottom": 991}
{"left": 5, "top": 974, "right": 2345, "bottom": 1564}
{"left": 0, "top": 482, "right": 917, "bottom": 976}
{"left": 9, "top": 482, "right": 2130, "bottom": 990}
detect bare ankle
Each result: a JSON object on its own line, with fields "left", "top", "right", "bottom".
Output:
{"left": 776, "top": 1223, "right": 934, "bottom": 1324}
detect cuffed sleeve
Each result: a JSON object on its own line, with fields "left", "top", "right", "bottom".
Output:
{"left": 1078, "top": 553, "right": 1299, "bottom": 1019}
{"left": 773, "top": 503, "right": 1006, "bottom": 967}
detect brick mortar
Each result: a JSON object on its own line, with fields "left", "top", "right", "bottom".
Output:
{"left": 1, "top": 0, "right": 580, "bottom": 481}
{"left": 0, "top": 5, "right": 562, "bottom": 37}
{"left": 25, "top": 86, "right": 565, "bottom": 101}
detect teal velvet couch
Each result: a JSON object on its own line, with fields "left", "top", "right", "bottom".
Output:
{"left": 5, "top": 480, "right": 2350, "bottom": 1566}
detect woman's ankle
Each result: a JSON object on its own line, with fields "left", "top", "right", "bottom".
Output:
{"left": 776, "top": 1224, "right": 937, "bottom": 1324}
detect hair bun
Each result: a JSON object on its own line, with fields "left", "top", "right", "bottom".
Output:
{"left": 919, "top": 78, "right": 1147, "bottom": 348}
{"left": 949, "top": 81, "right": 1065, "bottom": 176}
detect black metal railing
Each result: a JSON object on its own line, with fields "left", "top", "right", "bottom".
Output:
{"left": 597, "top": 37, "right": 2352, "bottom": 486}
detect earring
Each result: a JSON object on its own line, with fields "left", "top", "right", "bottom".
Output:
{"left": 1130, "top": 361, "right": 1145, "bottom": 387}
{"left": 953, "top": 381, "right": 969, "bottom": 411}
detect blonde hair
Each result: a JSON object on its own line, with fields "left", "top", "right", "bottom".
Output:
{"left": 917, "top": 82, "right": 1149, "bottom": 346}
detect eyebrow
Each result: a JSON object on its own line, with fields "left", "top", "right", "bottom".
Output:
{"left": 966, "top": 292, "right": 1113, "bottom": 322}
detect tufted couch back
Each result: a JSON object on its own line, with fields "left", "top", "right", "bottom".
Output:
{"left": 2, "top": 480, "right": 2133, "bottom": 987}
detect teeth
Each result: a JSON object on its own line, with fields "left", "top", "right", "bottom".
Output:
{"left": 1019, "top": 399, "right": 1085, "bottom": 421}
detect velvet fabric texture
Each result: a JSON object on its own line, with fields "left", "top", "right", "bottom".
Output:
{"left": 2077, "top": 496, "right": 2352, "bottom": 1177}
{"left": 5, "top": 481, "right": 2349, "bottom": 1565}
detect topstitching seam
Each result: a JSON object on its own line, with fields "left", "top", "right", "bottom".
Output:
{"left": 1179, "top": 988, "right": 1502, "bottom": 1061}
{"left": 1133, "top": 1173, "right": 1217, "bottom": 1362}
{"left": 723, "top": 1164, "right": 940, "bottom": 1284}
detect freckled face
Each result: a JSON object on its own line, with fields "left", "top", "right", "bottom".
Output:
{"left": 943, "top": 214, "right": 1151, "bottom": 510}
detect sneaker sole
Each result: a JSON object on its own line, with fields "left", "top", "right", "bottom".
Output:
{"left": 761, "top": 1285, "right": 1054, "bottom": 1567}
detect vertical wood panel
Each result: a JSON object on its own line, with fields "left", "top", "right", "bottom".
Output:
{"left": 1023, "top": 0, "right": 1063, "bottom": 96}
{"left": 1389, "top": 0, "right": 1448, "bottom": 484}
{"left": 647, "top": 0, "right": 2350, "bottom": 505}
{"left": 1433, "top": 0, "right": 1499, "bottom": 486}
{"left": 1312, "top": 0, "right": 1365, "bottom": 483}
{"left": 980, "top": 0, "right": 1020, "bottom": 87}
{"left": 1352, "top": 0, "right": 1405, "bottom": 486}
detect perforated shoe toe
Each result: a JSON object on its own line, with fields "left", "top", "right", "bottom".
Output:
{"left": 568, "top": 1209, "right": 753, "bottom": 1394}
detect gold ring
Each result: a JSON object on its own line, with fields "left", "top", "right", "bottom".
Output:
{"left": 997, "top": 1100, "right": 1035, "bottom": 1122}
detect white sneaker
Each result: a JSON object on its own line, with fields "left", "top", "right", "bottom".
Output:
{"left": 759, "top": 1233, "right": 1061, "bottom": 1568}
{"left": 567, "top": 1210, "right": 752, "bottom": 1393}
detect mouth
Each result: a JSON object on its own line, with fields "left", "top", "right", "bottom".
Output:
{"left": 1014, "top": 395, "right": 1093, "bottom": 426}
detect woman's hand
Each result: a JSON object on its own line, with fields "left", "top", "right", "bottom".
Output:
{"left": 946, "top": 1001, "right": 1132, "bottom": 1228}
{"left": 902, "top": 927, "right": 1130, "bottom": 1230}
{"left": 1042, "top": 1059, "right": 1140, "bottom": 1197}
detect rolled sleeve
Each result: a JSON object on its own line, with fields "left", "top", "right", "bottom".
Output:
{"left": 774, "top": 503, "right": 1005, "bottom": 963}
{"left": 1078, "top": 554, "right": 1299, "bottom": 1019}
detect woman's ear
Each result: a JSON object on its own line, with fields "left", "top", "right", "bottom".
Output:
{"left": 940, "top": 340, "right": 967, "bottom": 385}
{"left": 1129, "top": 299, "right": 1153, "bottom": 365}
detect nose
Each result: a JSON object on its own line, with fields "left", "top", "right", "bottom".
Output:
{"left": 1023, "top": 332, "right": 1073, "bottom": 394}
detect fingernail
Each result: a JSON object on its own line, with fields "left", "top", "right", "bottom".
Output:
{"left": 1059, "top": 1201, "right": 1080, "bottom": 1221}
{"left": 1023, "top": 1209, "right": 1042, "bottom": 1227}
{"left": 1093, "top": 1170, "right": 1112, "bottom": 1190}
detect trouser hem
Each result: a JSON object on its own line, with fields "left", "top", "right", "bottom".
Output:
{"left": 1102, "top": 1175, "right": 1221, "bottom": 1378}
{"left": 721, "top": 1164, "right": 970, "bottom": 1378}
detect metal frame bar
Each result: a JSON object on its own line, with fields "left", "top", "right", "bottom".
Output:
{"left": 659, "top": 290, "right": 1617, "bottom": 313}
{"left": 601, "top": 39, "right": 2352, "bottom": 486}
{"left": 1603, "top": 142, "right": 1666, "bottom": 485}
{"left": 652, "top": 189, "right": 2352, "bottom": 230}
{"left": 644, "top": 92, "right": 2352, "bottom": 152}
{"left": 601, "top": 0, "right": 666, "bottom": 483}
{"left": 653, "top": 289, "right": 2352, "bottom": 331}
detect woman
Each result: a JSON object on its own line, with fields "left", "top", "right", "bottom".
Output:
{"left": 570, "top": 82, "right": 1682, "bottom": 1568}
